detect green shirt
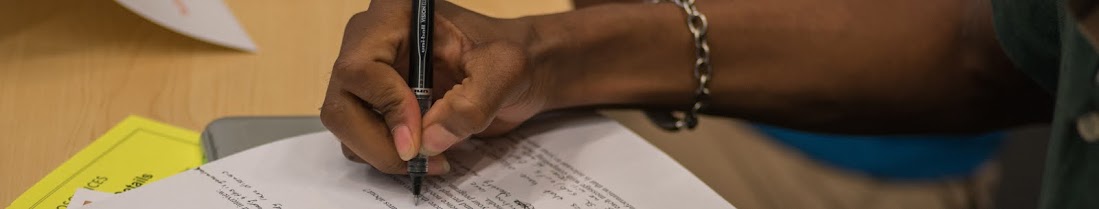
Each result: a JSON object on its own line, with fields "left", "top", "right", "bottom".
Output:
{"left": 992, "top": 0, "right": 1099, "bottom": 208}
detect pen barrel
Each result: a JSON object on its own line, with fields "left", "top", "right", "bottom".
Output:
{"left": 408, "top": 154, "right": 428, "bottom": 174}
{"left": 407, "top": 0, "right": 433, "bottom": 199}
{"left": 409, "top": 155, "right": 426, "bottom": 196}
{"left": 414, "top": 90, "right": 433, "bottom": 116}
{"left": 408, "top": 0, "right": 435, "bottom": 89}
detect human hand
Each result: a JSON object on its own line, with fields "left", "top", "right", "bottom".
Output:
{"left": 321, "top": 0, "right": 552, "bottom": 175}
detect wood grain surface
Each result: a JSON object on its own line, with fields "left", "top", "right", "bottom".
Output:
{"left": 0, "top": 0, "right": 570, "bottom": 204}
{"left": 0, "top": 1, "right": 997, "bottom": 208}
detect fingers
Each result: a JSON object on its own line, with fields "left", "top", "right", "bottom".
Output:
{"left": 420, "top": 43, "right": 528, "bottom": 156}
{"left": 324, "top": 1, "right": 462, "bottom": 175}
{"left": 426, "top": 155, "right": 451, "bottom": 174}
{"left": 321, "top": 90, "right": 452, "bottom": 175}
{"left": 341, "top": 144, "right": 366, "bottom": 163}
{"left": 336, "top": 2, "right": 422, "bottom": 162}
{"left": 338, "top": 4, "right": 406, "bottom": 66}
{"left": 342, "top": 142, "right": 451, "bottom": 175}
{"left": 320, "top": 89, "right": 406, "bottom": 173}
{"left": 332, "top": 60, "right": 425, "bottom": 161}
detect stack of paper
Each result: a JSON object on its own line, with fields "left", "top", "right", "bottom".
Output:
{"left": 113, "top": 0, "right": 257, "bottom": 52}
{"left": 7, "top": 116, "right": 204, "bottom": 209}
{"left": 67, "top": 189, "right": 116, "bottom": 208}
{"left": 73, "top": 114, "right": 736, "bottom": 209}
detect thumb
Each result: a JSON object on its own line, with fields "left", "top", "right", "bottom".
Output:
{"left": 420, "top": 42, "right": 528, "bottom": 155}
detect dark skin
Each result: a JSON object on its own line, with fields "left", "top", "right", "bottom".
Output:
{"left": 321, "top": 0, "right": 1051, "bottom": 174}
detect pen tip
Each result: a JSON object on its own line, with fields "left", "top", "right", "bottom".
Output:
{"left": 411, "top": 175, "right": 423, "bottom": 206}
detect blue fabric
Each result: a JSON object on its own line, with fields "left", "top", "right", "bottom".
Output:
{"left": 752, "top": 124, "right": 1006, "bottom": 180}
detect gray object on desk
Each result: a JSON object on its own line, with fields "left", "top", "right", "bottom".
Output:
{"left": 201, "top": 116, "right": 327, "bottom": 161}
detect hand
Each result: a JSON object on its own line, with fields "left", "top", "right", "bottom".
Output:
{"left": 320, "top": 0, "right": 551, "bottom": 175}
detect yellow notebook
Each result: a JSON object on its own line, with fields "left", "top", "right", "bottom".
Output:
{"left": 7, "top": 116, "right": 203, "bottom": 209}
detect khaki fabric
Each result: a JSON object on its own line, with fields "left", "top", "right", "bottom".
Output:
{"left": 601, "top": 110, "right": 998, "bottom": 209}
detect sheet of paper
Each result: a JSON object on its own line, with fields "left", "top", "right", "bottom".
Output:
{"left": 67, "top": 189, "right": 117, "bottom": 209}
{"left": 7, "top": 116, "right": 204, "bottom": 209}
{"left": 113, "top": 0, "right": 257, "bottom": 52}
{"left": 84, "top": 114, "right": 735, "bottom": 209}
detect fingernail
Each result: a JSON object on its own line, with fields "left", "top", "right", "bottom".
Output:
{"left": 428, "top": 157, "right": 451, "bottom": 174}
{"left": 421, "top": 125, "right": 458, "bottom": 156}
{"left": 392, "top": 125, "right": 415, "bottom": 161}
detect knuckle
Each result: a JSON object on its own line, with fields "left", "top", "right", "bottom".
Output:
{"left": 331, "top": 58, "right": 360, "bottom": 75}
{"left": 347, "top": 11, "right": 371, "bottom": 25}
{"left": 366, "top": 83, "right": 404, "bottom": 111}
{"left": 454, "top": 97, "right": 489, "bottom": 121}
{"left": 332, "top": 62, "right": 388, "bottom": 94}
{"left": 331, "top": 59, "right": 361, "bottom": 82}
{"left": 319, "top": 99, "right": 345, "bottom": 130}
{"left": 446, "top": 93, "right": 492, "bottom": 135}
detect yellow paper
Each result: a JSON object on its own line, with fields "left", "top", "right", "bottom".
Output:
{"left": 7, "top": 116, "right": 203, "bottom": 209}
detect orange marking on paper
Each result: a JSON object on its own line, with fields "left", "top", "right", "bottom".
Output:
{"left": 173, "top": 0, "right": 188, "bottom": 15}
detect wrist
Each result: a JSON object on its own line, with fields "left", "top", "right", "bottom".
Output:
{"left": 516, "top": 15, "right": 567, "bottom": 112}
{"left": 520, "top": 3, "right": 699, "bottom": 112}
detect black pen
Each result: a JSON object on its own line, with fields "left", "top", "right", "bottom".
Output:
{"left": 407, "top": 0, "right": 434, "bottom": 206}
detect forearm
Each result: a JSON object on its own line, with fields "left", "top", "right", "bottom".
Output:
{"left": 571, "top": 0, "right": 643, "bottom": 8}
{"left": 529, "top": 3, "right": 695, "bottom": 111}
{"left": 521, "top": 0, "right": 1051, "bottom": 134}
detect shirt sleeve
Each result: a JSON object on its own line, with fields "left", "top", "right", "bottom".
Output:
{"left": 990, "top": 0, "right": 1064, "bottom": 92}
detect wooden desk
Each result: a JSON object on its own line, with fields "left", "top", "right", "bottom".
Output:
{"left": 0, "top": 0, "right": 570, "bottom": 204}
{"left": 1, "top": 0, "right": 997, "bottom": 208}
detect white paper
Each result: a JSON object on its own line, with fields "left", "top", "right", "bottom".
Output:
{"left": 67, "top": 189, "right": 116, "bottom": 209}
{"left": 84, "top": 114, "right": 735, "bottom": 209}
{"left": 113, "top": 0, "right": 257, "bottom": 52}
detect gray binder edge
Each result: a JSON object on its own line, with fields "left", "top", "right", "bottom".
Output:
{"left": 201, "top": 116, "right": 328, "bottom": 161}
